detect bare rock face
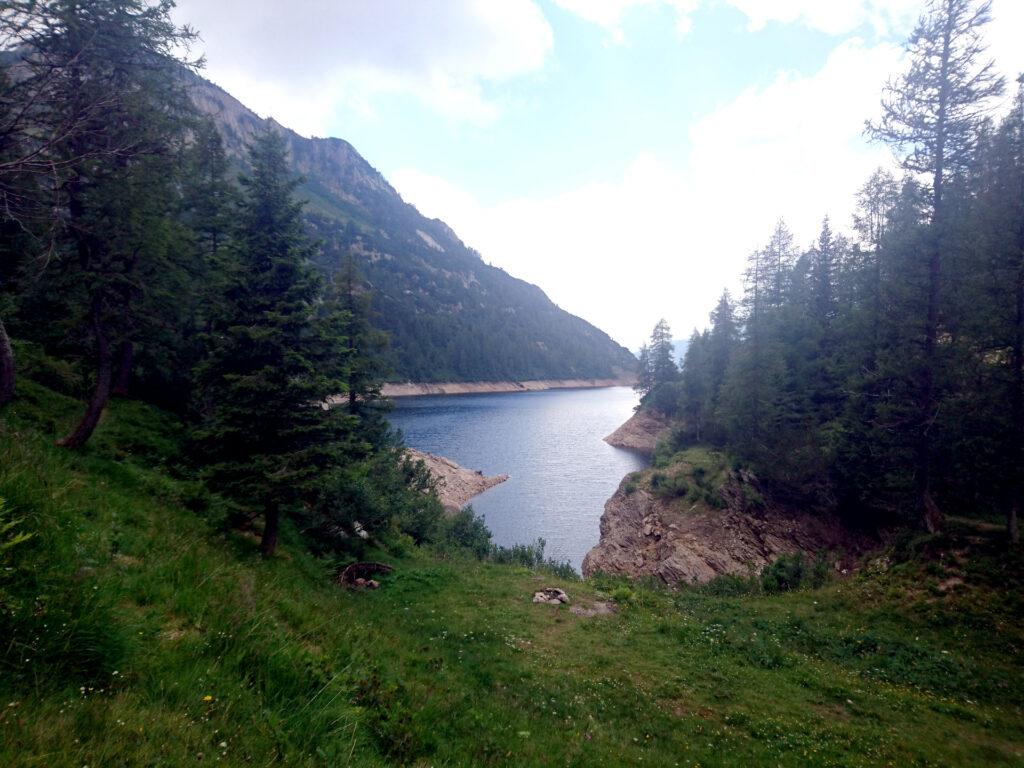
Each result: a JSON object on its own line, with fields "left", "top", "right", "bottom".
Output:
{"left": 603, "top": 409, "right": 672, "bottom": 455}
{"left": 406, "top": 449, "right": 508, "bottom": 514}
{"left": 582, "top": 469, "right": 870, "bottom": 586}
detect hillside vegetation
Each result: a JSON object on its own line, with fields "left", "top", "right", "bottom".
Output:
{"left": 631, "top": 0, "right": 1024, "bottom": 543}
{"left": 2, "top": 381, "right": 1023, "bottom": 766}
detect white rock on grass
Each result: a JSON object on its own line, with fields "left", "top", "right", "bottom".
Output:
{"left": 532, "top": 588, "right": 569, "bottom": 605}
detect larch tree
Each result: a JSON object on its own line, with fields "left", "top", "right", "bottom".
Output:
{"left": 26, "top": 0, "right": 201, "bottom": 447}
{"left": 866, "top": 0, "right": 1004, "bottom": 532}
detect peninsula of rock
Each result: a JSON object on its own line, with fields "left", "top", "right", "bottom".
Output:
{"left": 406, "top": 448, "right": 508, "bottom": 513}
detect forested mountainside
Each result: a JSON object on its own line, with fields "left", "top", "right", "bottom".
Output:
{"left": 188, "top": 74, "right": 636, "bottom": 383}
{"left": 627, "top": 0, "right": 1023, "bottom": 544}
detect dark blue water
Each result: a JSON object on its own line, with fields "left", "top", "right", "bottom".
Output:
{"left": 388, "top": 387, "right": 647, "bottom": 571}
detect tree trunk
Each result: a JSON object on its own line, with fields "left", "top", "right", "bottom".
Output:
{"left": 916, "top": 23, "right": 952, "bottom": 535}
{"left": 260, "top": 507, "right": 279, "bottom": 557}
{"left": 111, "top": 340, "right": 133, "bottom": 397}
{"left": 0, "top": 316, "right": 15, "bottom": 406}
{"left": 58, "top": 298, "right": 113, "bottom": 448}
{"left": 917, "top": 230, "right": 943, "bottom": 534}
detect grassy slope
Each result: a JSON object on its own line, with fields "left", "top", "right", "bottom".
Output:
{"left": 1, "top": 382, "right": 1022, "bottom": 767}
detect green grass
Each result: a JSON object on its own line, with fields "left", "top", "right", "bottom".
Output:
{"left": 1, "top": 381, "right": 1022, "bottom": 766}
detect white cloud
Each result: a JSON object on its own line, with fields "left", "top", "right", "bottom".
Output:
{"left": 987, "top": 0, "right": 1024, "bottom": 93}
{"left": 392, "top": 39, "right": 904, "bottom": 348}
{"left": 551, "top": 0, "right": 698, "bottom": 40}
{"left": 722, "top": 0, "right": 921, "bottom": 36}
{"left": 553, "top": 0, "right": 922, "bottom": 40}
{"left": 172, "top": 0, "right": 553, "bottom": 135}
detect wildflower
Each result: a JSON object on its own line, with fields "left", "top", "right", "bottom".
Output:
{"left": 202, "top": 695, "right": 214, "bottom": 702}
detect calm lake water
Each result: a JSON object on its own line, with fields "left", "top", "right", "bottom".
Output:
{"left": 388, "top": 386, "right": 648, "bottom": 571}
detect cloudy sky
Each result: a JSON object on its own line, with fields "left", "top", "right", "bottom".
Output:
{"left": 172, "top": 0, "right": 1024, "bottom": 350}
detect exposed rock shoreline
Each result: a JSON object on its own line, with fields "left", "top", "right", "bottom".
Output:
{"left": 603, "top": 408, "right": 672, "bottom": 454}
{"left": 582, "top": 469, "right": 872, "bottom": 585}
{"left": 588, "top": 410, "right": 874, "bottom": 584}
{"left": 406, "top": 448, "right": 508, "bottom": 513}
{"left": 384, "top": 377, "right": 635, "bottom": 398}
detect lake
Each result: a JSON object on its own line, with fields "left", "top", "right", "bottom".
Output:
{"left": 388, "top": 386, "right": 648, "bottom": 571}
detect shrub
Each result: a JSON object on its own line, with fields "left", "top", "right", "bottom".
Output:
{"left": 761, "top": 554, "right": 806, "bottom": 594}
{"left": 440, "top": 506, "right": 493, "bottom": 559}
{"left": 12, "top": 341, "right": 87, "bottom": 398}
{"left": 699, "top": 573, "right": 760, "bottom": 597}
{"left": 611, "top": 586, "right": 636, "bottom": 604}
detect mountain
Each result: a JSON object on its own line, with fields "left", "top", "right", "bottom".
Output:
{"left": 187, "top": 74, "right": 636, "bottom": 383}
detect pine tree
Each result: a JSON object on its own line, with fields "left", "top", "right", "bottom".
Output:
{"left": 194, "top": 131, "right": 356, "bottom": 557}
{"left": 706, "top": 291, "right": 738, "bottom": 398}
{"left": 635, "top": 343, "right": 652, "bottom": 397}
{"left": 853, "top": 169, "right": 902, "bottom": 367}
{"left": 649, "top": 319, "right": 678, "bottom": 387}
{"left": 25, "top": 0, "right": 201, "bottom": 447}
{"left": 866, "top": 0, "right": 1004, "bottom": 532}
{"left": 335, "top": 249, "right": 388, "bottom": 417}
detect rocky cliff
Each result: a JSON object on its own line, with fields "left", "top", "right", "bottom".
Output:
{"left": 582, "top": 449, "right": 871, "bottom": 584}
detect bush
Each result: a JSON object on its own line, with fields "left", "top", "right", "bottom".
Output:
{"left": 761, "top": 554, "right": 806, "bottom": 594}
{"left": 441, "top": 506, "right": 493, "bottom": 559}
{"left": 610, "top": 586, "right": 636, "bottom": 604}
{"left": 699, "top": 573, "right": 760, "bottom": 597}
{"left": 650, "top": 470, "right": 690, "bottom": 500}
{"left": 435, "top": 509, "right": 578, "bottom": 579}
{"left": 760, "top": 553, "right": 831, "bottom": 594}
{"left": 12, "top": 341, "right": 87, "bottom": 398}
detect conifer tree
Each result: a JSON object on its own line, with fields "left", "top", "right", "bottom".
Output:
{"left": 635, "top": 343, "right": 652, "bottom": 397}
{"left": 649, "top": 319, "right": 678, "bottom": 386}
{"left": 335, "top": 250, "right": 388, "bottom": 417}
{"left": 22, "top": 0, "right": 201, "bottom": 446}
{"left": 194, "top": 130, "right": 353, "bottom": 557}
{"left": 867, "top": 0, "right": 1004, "bottom": 531}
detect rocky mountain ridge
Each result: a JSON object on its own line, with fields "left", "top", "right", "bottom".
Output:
{"left": 186, "top": 73, "right": 636, "bottom": 383}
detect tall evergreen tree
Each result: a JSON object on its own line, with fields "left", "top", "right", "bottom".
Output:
{"left": 194, "top": 130, "right": 358, "bottom": 557}
{"left": 18, "top": 0, "right": 201, "bottom": 446}
{"left": 649, "top": 319, "right": 678, "bottom": 386}
{"left": 635, "top": 343, "right": 652, "bottom": 397}
{"left": 866, "top": 0, "right": 1004, "bottom": 531}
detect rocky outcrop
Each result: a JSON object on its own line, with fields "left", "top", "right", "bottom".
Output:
{"left": 582, "top": 467, "right": 871, "bottom": 585}
{"left": 406, "top": 449, "right": 508, "bottom": 513}
{"left": 603, "top": 409, "right": 671, "bottom": 455}
{"left": 384, "top": 377, "right": 635, "bottom": 398}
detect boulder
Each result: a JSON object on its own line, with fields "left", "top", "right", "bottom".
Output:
{"left": 532, "top": 587, "right": 569, "bottom": 605}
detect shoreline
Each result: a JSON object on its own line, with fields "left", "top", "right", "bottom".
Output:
{"left": 383, "top": 378, "right": 635, "bottom": 398}
{"left": 406, "top": 448, "right": 508, "bottom": 513}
